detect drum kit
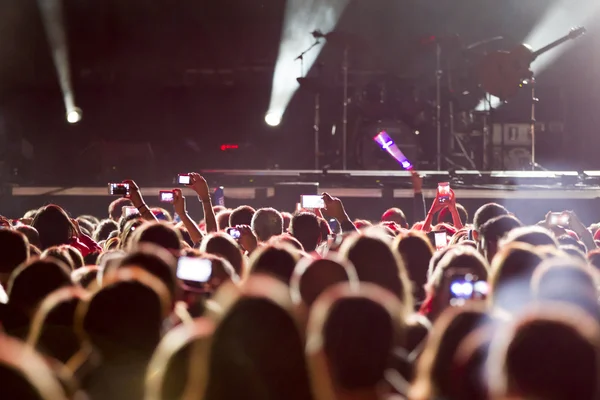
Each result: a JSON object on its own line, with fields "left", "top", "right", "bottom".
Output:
{"left": 297, "top": 27, "right": 586, "bottom": 171}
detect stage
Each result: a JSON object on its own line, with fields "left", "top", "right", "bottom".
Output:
{"left": 5, "top": 170, "right": 600, "bottom": 225}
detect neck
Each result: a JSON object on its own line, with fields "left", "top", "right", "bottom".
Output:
{"left": 336, "top": 388, "right": 380, "bottom": 400}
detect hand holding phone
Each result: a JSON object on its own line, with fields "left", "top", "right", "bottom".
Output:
{"left": 178, "top": 174, "right": 191, "bottom": 185}
{"left": 548, "top": 212, "right": 569, "bottom": 226}
{"left": 159, "top": 190, "right": 175, "bottom": 203}
{"left": 301, "top": 195, "right": 325, "bottom": 209}
{"left": 122, "top": 206, "right": 139, "bottom": 217}
{"left": 437, "top": 182, "right": 450, "bottom": 203}
{"left": 226, "top": 227, "right": 241, "bottom": 240}
{"left": 109, "top": 183, "right": 130, "bottom": 196}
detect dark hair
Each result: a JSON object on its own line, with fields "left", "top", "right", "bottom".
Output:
{"left": 62, "top": 245, "right": 84, "bottom": 269}
{"left": 14, "top": 225, "right": 41, "bottom": 249}
{"left": 587, "top": 249, "right": 600, "bottom": 271}
{"left": 473, "top": 203, "right": 509, "bottom": 232}
{"left": 560, "top": 245, "right": 588, "bottom": 263}
{"left": 290, "top": 212, "right": 322, "bottom": 252}
{"left": 7, "top": 258, "right": 73, "bottom": 316}
{"left": 501, "top": 226, "right": 558, "bottom": 248}
{"left": 479, "top": 215, "right": 522, "bottom": 244}
{"left": 78, "top": 214, "right": 100, "bottom": 227}
{"left": 437, "top": 204, "right": 469, "bottom": 226}
{"left": 200, "top": 233, "right": 245, "bottom": 277}
{"left": 229, "top": 206, "right": 256, "bottom": 227}
{"left": 251, "top": 208, "right": 284, "bottom": 242}
{"left": 32, "top": 205, "right": 76, "bottom": 250}
{"left": 557, "top": 235, "right": 587, "bottom": 254}
{"left": 318, "top": 217, "right": 333, "bottom": 237}
{"left": 0, "top": 229, "right": 29, "bottom": 275}
{"left": 41, "top": 247, "right": 75, "bottom": 270}
{"left": 270, "top": 234, "right": 304, "bottom": 251}
{"left": 248, "top": 244, "right": 300, "bottom": 284}
{"left": 132, "top": 222, "right": 183, "bottom": 252}
{"left": 216, "top": 210, "right": 232, "bottom": 230}
{"left": 108, "top": 198, "right": 133, "bottom": 221}
{"left": 93, "top": 219, "right": 119, "bottom": 242}
{"left": 394, "top": 231, "right": 434, "bottom": 304}
{"left": 75, "top": 218, "right": 94, "bottom": 238}
{"left": 119, "top": 213, "right": 142, "bottom": 233}
{"left": 381, "top": 207, "right": 408, "bottom": 228}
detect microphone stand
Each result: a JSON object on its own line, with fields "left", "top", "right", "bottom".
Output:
{"left": 295, "top": 40, "right": 321, "bottom": 77}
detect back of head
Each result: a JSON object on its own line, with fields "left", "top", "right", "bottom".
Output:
{"left": 473, "top": 203, "right": 509, "bottom": 232}
{"left": 93, "top": 219, "right": 119, "bottom": 242}
{"left": 108, "top": 198, "right": 133, "bottom": 221}
{"left": 411, "top": 305, "right": 486, "bottom": 400}
{"left": 500, "top": 225, "right": 558, "bottom": 248}
{"left": 131, "top": 221, "right": 183, "bottom": 253}
{"left": 478, "top": 215, "right": 522, "bottom": 261}
{"left": 437, "top": 204, "right": 469, "bottom": 226}
{"left": 394, "top": 231, "right": 434, "bottom": 303}
{"left": 15, "top": 225, "right": 41, "bottom": 248}
{"left": 290, "top": 212, "right": 322, "bottom": 252}
{"left": 32, "top": 205, "right": 75, "bottom": 250}
{"left": 62, "top": 245, "right": 84, "bottom": 269}
{"left": 251, "top": 207, "right": 283, "bottom": 242}
{"left": 588, "top": 249, "right": 600, "bottom": 271}
{"left": 248, "top": 244, "right": 300, "bottom": 284}
{"left": 307, "top": 283, "right": 405, "bottom": 394}
{"left": 490, "top": 305, "right": 600, "bottom": 400}
{"left": 215, "top": 210, "right": 232, "bottom": 230}
{"left": 207, "top": 277, "right": 312, "bottom": 400}
{"left": 41, "top": 246, "right": 75, "bottom": 270}
{"left": 200, "top": 233, "right": 245, "bottom": 276}
{"left": 78, "top": 268, "right": 170, "bottom": 358}
{"left": 0, "top": 229, "right": 29, "bottom": 280}
{"left": 381, "top": 207, "right": 408, "bottom": 228}
{"left": 8, "top": 258, "right": 73, "bottom": 316}
{"left": 290, "top": 257, "right": 359, "bottom": 307}
{"left": 489, "top": 243, "right": 543, "bottom": 312}
{"left": 229, "top": 205, "right": 255, "bottom": 227}
{"left": 340, "top": 233, "right": 413, "bottom": 310}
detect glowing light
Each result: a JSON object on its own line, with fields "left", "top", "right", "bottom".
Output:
{"left": 373, "top": 131, "right": 413, "bottom": 170}
{"left": 267, "top": 0, "right": 349, "bottom": 121}
{"left": 66, "top": 108, "right": 82, "bottom": 124}
{"left": 265, "top": 112, "right": 282, "bottom": 127}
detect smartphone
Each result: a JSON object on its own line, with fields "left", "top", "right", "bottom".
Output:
{"left": 226, "top": 227, "right": 241, "bottom": 240}
{"left": 178, "top": 174, "right": 191, "bottom": 185}
{"left": 328, "top": 218, "right": 340, "bottom": 234}
{"left": 122, "top": 206, "right": 139, "bottom": 217}
{"left": 301, "top": 195, "right": 325, "bottom": 209}
{"left": 427, "top": 231, "right": 447, "bottom": 251}
{"left": 437, "top": 182, "right": 450, "bottom": 203}
{"left": 176, "top": 257, "right": 212, "bottom": 283}
{"left": 448, "top": 272, "right": 488, "bottom": 306}
{"left": 549, "top": 212, "right": 569, "bottom": 226}
{"left": 159, "top": 190, "right": 175, "bottom": 203}
{"left": 108, "top": 183, "right": 130, "bottom": 196}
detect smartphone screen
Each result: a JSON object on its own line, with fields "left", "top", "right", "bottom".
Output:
{"left": 448, "top": 272, "right": 487, "bottom": 306}
{"left": 226, "top": 227, "right": 241, "bottom": 240}
{"left": 437, "top": 182, "right": 450, "bottom": 203}
{"left": 549, "top": 212, "right": 569, "bottom": 226}
{"left": 160, "top": 191, "right": 174, "bottom": 203}
{"left": 434, "top": 231, "right": 447, "bottom": 250}
{"left": 176, "top": 257, "right": 212, "bottom": 283}
{"left": 109, "top": 183, "right": 130, "bottom": 196}
{"left": 301, "top": 195, "right": 324, "bottom": 209}
{"left": 122, "top": 206, "right": 139, "bottom": 217}
{"left": 178, "top": 174, "right": 191, "bottom": 185}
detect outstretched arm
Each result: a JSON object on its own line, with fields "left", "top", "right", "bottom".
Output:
{"left": 123, "top": 179, "right": 158, "bottom": 222}
{"left": 188, "top": 173, "right": 218, "bottom": 233}
{"left": 173, "top": 189, "right": 203, "bottom": 245}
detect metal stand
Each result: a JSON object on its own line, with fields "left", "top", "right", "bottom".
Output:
{"left": 342, "top": 46, "right": 349, "bottom": 170}
{"left": 435, "top": 43, "right": 442, "bottom": 171}
{"left": 529, "top": 78, "right": 540, "bottom": 170}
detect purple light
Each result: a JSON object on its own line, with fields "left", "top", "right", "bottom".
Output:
{"left": 373, "top": 131, "right": 413, "bottom": 170}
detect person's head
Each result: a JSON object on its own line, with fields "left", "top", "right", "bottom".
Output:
{"left": 108, "top": 197, "right": 133, "bottom": 221}
{"left": 76, "top": 267, "right": 171, "bottom": 359}
{"left": 206, "top": 275, "right": 313, "bottom": 400}
{"left": 306, "top": 282, "right": 406, "bottom": 398}
{"left": 7, "top": 258, "right": 73, "bottom": 317}
{"left": 41, "top": 246, "right": 75, "bottom": 270}
{"left": 393, "top": 231, "right": 434, "bottom": 304}
{"left": 269, "top": 233, "right": 304, "bottom": 251}
{"left": 151, "top": 207, "right": 172, "bottom": 222}
{"left": 178, "top": 251, "right": 240, "bottom": 294}
{"left": 488, "top": 243, "right": 543, "bottom": 313}
{"left": 215, "top": 210, "right": 232, "bottom": 230}
{"left": 339, "top": 232, "right": 414, "bottom": 312}
{"left": 381, "top": 207, "right": 408, "bottom": 228}
{"left": 281, "top": 211, "right": 293, "bottom": 232}
{"left": 424, "top": 246, "right": 489, "bottom": 321}
{"left": 32, "top": 205, "right": 76, "bottom": 250}
{"left": 14, "top": 225, "right": 41, "bottom": 249}
{"left": 473, "top": 203, "right": 509, "bottom": 232}
{"left": 531, "top": 258, "right": 600, "bottom": 320}
{"left": 437, "top": 204, "right": 469, "bottom": 226}
{"left": 478, "top": 215, "right": 523, "bottom": 262}
{"left": 500, "top": 225, "right": 558, "bottom": 248}
{"left": 131, "top": 221, "right": 183, "bottom": 253}
{"left": 93, "top": 219, "right": 118, "bottom": 242}
{"left": 560, "top": 244, "right": 588, "bottom": 263}
{"left": 71, "top": 266, "right": 101, "bottom": 288}
{"left": 0, "top": 334, "right": 70, "bottom": 400}
{"left": 119, "top": 218, "right": 144, "bottom": 249}
{"left": 199, "top": 233, "right": 246, "bottom": 277}
{"left": 27, "top": 286, "right": 88, "bottom": 363}
{"left": 488, "top": 304, "right": 600, "bottom": 400}
{"left": 247, "top": 244, "right": 300, "bottom": 284}
{"left": 251, "top": 208, "right": 284, "bottom": 242}
{"left": 229, "top": 205, "right": 255, "bottom": 227}
{"left": 290, "top": 256, "right": 359, "bottom": 308}
{"left": 61, "top": 245, "right": 84, "bottom": 269}
{"left": 145, "top": 318, "right": 215, "bottom": 400}
{"left": 75, "top": 218, "right": 94, "bottom": 237}
{"left": 114, "top": 244, "right": 179, "bottom": 304}
{"left": 0, "top": 229, "right": 30, "bottom": 287}
{"left": 290, "top": 212, "right": 322, "bottom": 252}
{"left": 410, "top": 304, "right": 487, "bottom": 400}
{"left": 588, "top": 249, "right": 600, "bottom": 271}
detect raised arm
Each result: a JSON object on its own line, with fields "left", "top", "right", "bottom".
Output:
{"left": 173, "top": 189, "right": 203, "bottom": 245}
{"left": 123, "top": 179, "right": 158, "bottom": 222}
{"left": 188, "top": 173, "right": 217, "bottom": 233}
{"left": 322, "top": 192, "right": 357, "bottom": 233}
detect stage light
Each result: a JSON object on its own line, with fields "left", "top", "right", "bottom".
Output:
{"left": 267, "top": 0, "right": 349, "bottom": 122}
{"left": 265, "top": 112, "right": 282, "bottom": 127}
{"left": 66, "top": 107, "right": 82, "bottom": 124}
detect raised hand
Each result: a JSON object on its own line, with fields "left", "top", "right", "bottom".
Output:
{"left": 122, "top": 179, "right": 144, "bottom": 208}
{"left": 173, "top": 189, "right": 187, "bottom": 217}
{"left": 187, "top": 173, "right": 210, "bottom": 202}
{"left": 322, "top": 192, "right": 349, "bottom": 223}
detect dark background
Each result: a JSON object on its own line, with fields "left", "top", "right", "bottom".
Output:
{"left": 1, "top": 0, "right": 599, "bottom": 185}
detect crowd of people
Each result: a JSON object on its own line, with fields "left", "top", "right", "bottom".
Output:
{"left": 1, "top": 170, "right": 600, "bottom": 400}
